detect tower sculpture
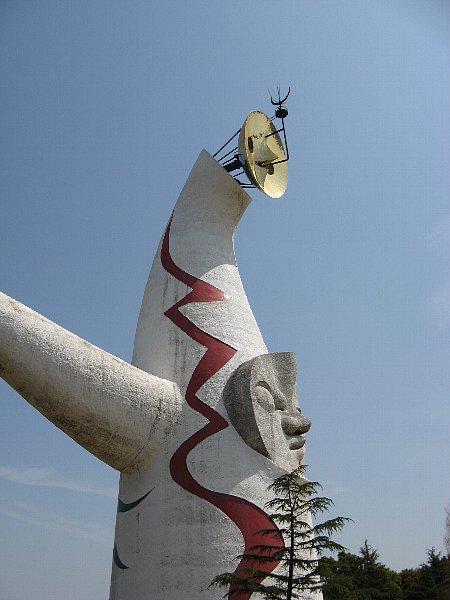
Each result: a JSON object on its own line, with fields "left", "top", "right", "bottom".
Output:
{"left": 0, "top": 97, "right": 320, "bottom": 599}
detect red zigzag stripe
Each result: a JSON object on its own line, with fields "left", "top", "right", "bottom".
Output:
{"left": 161, "top": 217, "right": 284, "bottom": 599}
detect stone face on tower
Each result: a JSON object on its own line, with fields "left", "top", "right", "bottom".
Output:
{"left": 0, "top": 150, "right": 319, "bottom": 599}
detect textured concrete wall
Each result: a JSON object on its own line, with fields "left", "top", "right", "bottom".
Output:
{"left": 112, "top": 151, "right": 283, "bottom": 598}
{"left": 0, "top": 292, "right": 182, "bottom": 472}
{"left": 111, "top": 151, "right": 318, "bottom": 598}
{"left": 0, "top": 150, "right": 320, "bottom": 599}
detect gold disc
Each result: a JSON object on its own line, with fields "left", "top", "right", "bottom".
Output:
{"left": 238, "top": 111, "right": 288, "bottom": 198}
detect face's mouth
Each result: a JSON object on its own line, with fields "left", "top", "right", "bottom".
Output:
{"left": 288, "top": 435, "right": 306, "bottom": 451}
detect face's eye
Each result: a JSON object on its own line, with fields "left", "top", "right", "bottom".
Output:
{"left": 254, "top": 382, "right": 286, "bottom": 412}
{"left": 254, "top": 383, "right": 275, "bottom": 412}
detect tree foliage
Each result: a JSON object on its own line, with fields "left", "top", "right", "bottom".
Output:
{"left": 445, "top": 502, "right": 450, "bottom": 558}
{"left": 210, "top": 466, "right": 351, "bottom": 599}
{"left": 210, "top": 467, "right": 449, "bottom": 599}
{"left": 320, "top": 540, "right": 402, "bottom": 599}
{"left": 321, "top": 544, "right": 450, "bottom": 600}
{"left": 400, "top": 548, "right": 450, "bottom": 600}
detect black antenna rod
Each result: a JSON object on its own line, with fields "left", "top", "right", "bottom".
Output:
{"left": 267, "top": 86, "right": 291, "bottom": 165}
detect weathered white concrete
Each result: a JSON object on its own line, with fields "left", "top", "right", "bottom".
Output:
{"left": 0, "top": 292, "right": 182, "bottom": 472}
{"left": 111, "top": 150, "right": 281, "bottom": 599}
{"left": 110, "top": 151, "right": 319, "bottom": 599}
{"left": 0, "top": 149, "right": 320, "bottom": 599}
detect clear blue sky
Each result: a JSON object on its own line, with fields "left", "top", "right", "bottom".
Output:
{"left": 1, "top": 2, "right": 449, "bottom": 598}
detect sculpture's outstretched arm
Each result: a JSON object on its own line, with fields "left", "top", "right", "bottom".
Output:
{"left": 0, "top": 292, "right": 182, "bottom": 473}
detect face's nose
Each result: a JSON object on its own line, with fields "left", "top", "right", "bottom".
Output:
{"left": 281, "top": 412, "right": 311, "bottom": 436}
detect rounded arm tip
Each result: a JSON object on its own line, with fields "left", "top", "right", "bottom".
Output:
{"left": 0, "top": 292, "right": 182, "bottom": 472}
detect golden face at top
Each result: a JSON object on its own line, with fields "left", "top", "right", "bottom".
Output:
{"left": 238, "top": 111, "right": 288, "bottom": 199}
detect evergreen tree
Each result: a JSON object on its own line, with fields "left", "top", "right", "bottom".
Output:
{"left": 320, "top": 541, "right": 402, "bottom": 599}
{"left": 319, "top": 551, "right": 361, "bottom": 598}
{"left": 210, "top": 466, "right": 350, "bottom": 599}
{"left": 445, "top": 503, "right": 450, "bottom": 558}
{"left": 400, "top": 548, "right": 450, "bottom": 600}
